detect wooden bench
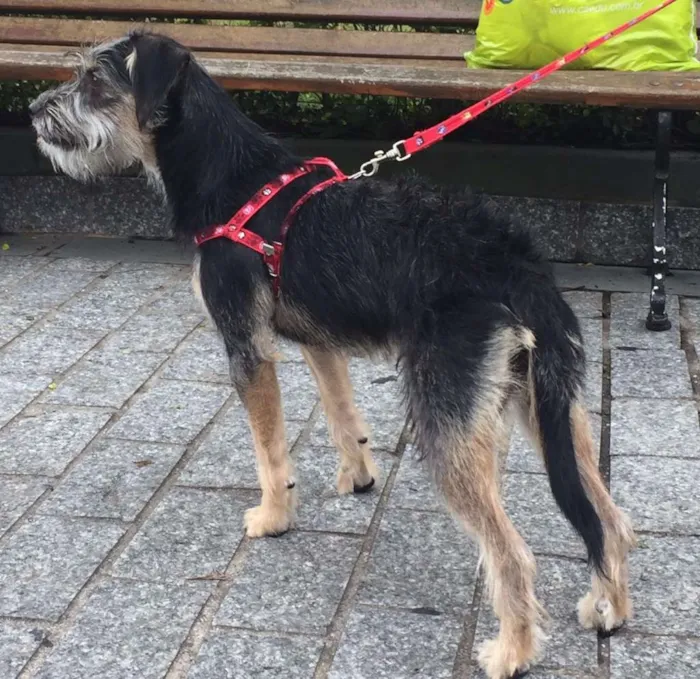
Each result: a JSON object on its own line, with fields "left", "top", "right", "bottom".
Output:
{"left": 1, "top": 0, "right": 699, "bottom": 330}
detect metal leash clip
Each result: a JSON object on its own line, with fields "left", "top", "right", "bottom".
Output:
{"left": 349, "top": 140, "right": 411, "bottom": 180}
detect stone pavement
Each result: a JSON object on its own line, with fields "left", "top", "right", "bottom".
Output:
{"left": 0, "top": 234, "right": 699, "bottom": 679}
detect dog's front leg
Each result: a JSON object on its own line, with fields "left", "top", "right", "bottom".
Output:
{"left": 193, "top": 249, "right": 294, "bottom": 537}
{"left": 301, "top": 347, "right": 378, "bottom": 494}
{"left": 236, "top": 358, "right": 296, "bottom": 537}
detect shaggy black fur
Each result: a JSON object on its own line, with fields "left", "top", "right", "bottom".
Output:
{"left": 32, "top": 32, "right": 606, "bottom": 575}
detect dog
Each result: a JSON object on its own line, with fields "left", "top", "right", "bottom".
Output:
{"left": 30, "top": 32, "right": 636, "bottom": 679}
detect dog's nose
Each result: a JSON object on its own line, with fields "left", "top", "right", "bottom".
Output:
{"left": 29, "top": 93, "right": 51, "bottom": 117}
{"left": 28, "top": 98, "right": 43, "bottom": 116}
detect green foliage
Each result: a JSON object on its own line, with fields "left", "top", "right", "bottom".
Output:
{"left": 3, "top": 77, "right": 699, "bottom": 149}
{"left": 0, "top": 80, "right": 56, "bottom": 113}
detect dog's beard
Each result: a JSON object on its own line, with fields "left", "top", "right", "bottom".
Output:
{"left": 37, "top": 137, "right": 123, "bottom": 182}
{"left": 33, "top": 107, "right": 150, "bottom": 183}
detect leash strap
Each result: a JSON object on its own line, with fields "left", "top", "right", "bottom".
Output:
{"left": 352, "top": 0, "right": 679, "bottom": 177}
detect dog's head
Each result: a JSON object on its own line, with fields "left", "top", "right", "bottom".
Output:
{"left": 30, "top": 32, "right": 191, "bottom": 183}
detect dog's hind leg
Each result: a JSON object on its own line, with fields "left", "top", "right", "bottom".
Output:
{"left": 404, "top": 314, "right": 543, "bottom": 679}
{"left": 439, "top": 419, "right": 543, "bottom": 679}
{"left": 518, "top": 338, "right": 636, "bottom": 634}
{"left": 301, "top": 347, "right": 378, "bottom": 494}
{"left": 569, "top": 401, "right": 636, "bottom": 633}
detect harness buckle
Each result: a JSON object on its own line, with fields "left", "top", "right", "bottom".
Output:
{"left": 262, "top": 241, "right": 281, "bottom": 279}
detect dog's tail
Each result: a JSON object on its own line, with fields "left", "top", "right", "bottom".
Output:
{"left": 527, "top": 319, "right": 605, "bottom": 576}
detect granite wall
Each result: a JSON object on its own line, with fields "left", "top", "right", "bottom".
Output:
{"left": 3, "top": 129, "right": 700, "bottom": 268}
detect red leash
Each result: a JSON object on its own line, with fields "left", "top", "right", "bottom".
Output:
{"left": 351, "top": 0, "right": 679, "bottom": 178}
{"left": 196, "top": 0, "right": 677, "bottom": 293}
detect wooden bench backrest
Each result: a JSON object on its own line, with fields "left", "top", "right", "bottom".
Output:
{"left": 0, "top": 18, "right": 473, "bottom": 61}
{"left": 2, "top": 1, "right": 698, "bottom": 65}
{"left": 2, "top": 0, "right": 699, "bottom": 108}
{"left": 0, "top": 0, "right": 482, "bottom": 24}
{"left": 0, "top": 0, "right": 485, "bottom": 65}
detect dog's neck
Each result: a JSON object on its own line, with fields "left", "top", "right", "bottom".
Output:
{"left": 151, "top": 67, "right": 299, "bottom": 240}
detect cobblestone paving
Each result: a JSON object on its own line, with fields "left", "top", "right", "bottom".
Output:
{"left": 1, "top": 238, "right": 699, "bottom": 678}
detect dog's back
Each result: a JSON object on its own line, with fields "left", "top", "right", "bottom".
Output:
{"left": 279, "top": 171, "right": 567, "bottom": 350}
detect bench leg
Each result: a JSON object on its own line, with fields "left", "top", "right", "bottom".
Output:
{"left": 646, "top": 110, "right": 672, "bottom": 332}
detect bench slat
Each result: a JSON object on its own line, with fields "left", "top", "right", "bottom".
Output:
{"left": 0, "top": 0, "right": 482, "bottom": 24}
{"left": 0, "top": 42, "right": 467, "bottom": 69}
{"left": 3, "top": 0, "right": 700, "bottom": 28}
{"left": 0, "top": 17, "right": 471, "bottom": 60}
{"left": 2, "top": 46, "right": 699, "bottom": 109}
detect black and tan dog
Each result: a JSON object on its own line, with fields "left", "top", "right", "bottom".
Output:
{"left": 30, "top": 32, "right": 635, "bottom": 679}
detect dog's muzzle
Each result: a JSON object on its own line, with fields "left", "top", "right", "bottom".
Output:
{"left": 30, "top": 96, "right": 80, "bottom": 150}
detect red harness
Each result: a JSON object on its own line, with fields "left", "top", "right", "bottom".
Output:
{"left": 194, "top": 157, "right": 346, "bottom": 295}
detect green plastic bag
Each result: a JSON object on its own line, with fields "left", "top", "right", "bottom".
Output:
{"left": 466, "top": 0, "right": 700, "bottom": 71}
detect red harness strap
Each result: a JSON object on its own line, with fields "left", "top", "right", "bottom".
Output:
{"left": 195, "top": 157, "right": 346, "bottom": 295}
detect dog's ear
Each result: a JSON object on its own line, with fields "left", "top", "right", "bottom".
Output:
{"left": 128, "top": 33, "right": 191, "bottom": 129}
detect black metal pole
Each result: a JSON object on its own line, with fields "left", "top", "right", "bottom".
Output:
{"left": 646, "top": 110, "right": 672, "bottom": 332}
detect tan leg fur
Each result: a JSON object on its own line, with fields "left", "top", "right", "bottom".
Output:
{"left": 519, "top": 397, "right": 636, "bottom": 633}
{"left": 436, "top": 327, "right": 544, "bottom": 679}
{"left": 301, "top": 347, "right": 378, "bottom": 494}
{"left": 440, "top": 418, "right": 544, "bottom": 679}
{"left": 241, "top": 360, "right": 297, "bottom": 537}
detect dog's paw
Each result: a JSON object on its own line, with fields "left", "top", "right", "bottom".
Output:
{"left": 478, "top": 638, "right": 531, "bottom": 679}
{"left": 244, "top": 505, "right": 293, "bottom": 538}
{"left": 577, "top": 592, "right": 626, "bottom": 635}
{"left": 336, "top": 463, "right": 377, "bottom": 496}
